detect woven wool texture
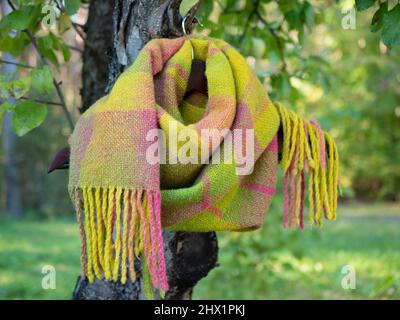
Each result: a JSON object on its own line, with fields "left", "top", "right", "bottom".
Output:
{"left": 69, "top": 36, "right": 339, "bottom": 295}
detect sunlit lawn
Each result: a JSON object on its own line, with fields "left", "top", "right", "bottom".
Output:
{"left": 0, "top": 202, "right": 399, "bottom": 299}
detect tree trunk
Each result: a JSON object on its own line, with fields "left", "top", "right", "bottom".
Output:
{"left": 73, "top": 0, "right": 218, "bottom": 300}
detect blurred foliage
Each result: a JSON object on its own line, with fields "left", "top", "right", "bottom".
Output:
{"left": 355, "top": 0, "right": 400, "bottom": 48}
{"left": 0, "top": 105, "right": 74, "bottom": 218}
{"left": 0, "top": 0, "right": 84, "bottom": 136}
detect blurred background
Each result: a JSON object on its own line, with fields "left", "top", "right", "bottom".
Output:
{"left": 0, "top": 0, "right": 399, "bottom": 299}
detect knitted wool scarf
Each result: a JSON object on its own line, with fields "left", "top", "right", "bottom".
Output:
{"left": 69, "top": 36, "right": 339, "bottom": 296}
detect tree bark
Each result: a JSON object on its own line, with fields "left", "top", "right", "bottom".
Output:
{"left": 73, "top": 0, "right": 218, "bottom": 300}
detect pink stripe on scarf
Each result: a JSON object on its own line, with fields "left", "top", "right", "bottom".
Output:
{"left": 242, "top": 182, "right": 276, "bottom": 196}
{"left": 154, "top": 191, "right": 169, "bottom": 291}
{"left": 207, "top": 206, "right": 224, "bottom": 217}
{"left": 289, "top": 165, "right": 296, "bottom": 227}
{"left": 136, "top": 190, "right": 157, "bottom": 287}
{"left": 283, "top": 171, "right": 290, "bottom": 228}
{"left": 300, "top": 171, "right": 305, "bottom": 229}
{"left": 267, "top": 134, "right": 278, "bottom": 153}
{"left": 146, "top": 190, "right": 159, "bottom": 288}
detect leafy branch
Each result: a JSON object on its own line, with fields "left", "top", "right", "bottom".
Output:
{"left": 5, "top": 0, "right": 74, "bottom": 131}
{"left": 356, "top": 0, "right": 400, "bottom": 49}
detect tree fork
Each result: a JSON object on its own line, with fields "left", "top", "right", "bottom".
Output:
{"left": 73, "top": 0, "right": 218, "bottom": 300}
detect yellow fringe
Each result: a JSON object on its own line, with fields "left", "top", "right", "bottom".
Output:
{"left": 104, "top": 187, "right": 114, "bottom": 280}
{"left": 298, "top": 118, "right": 305, "bottom": 171}
{"left": 94, "top": 188, "right": 105, "bottom": 272}
{"left": 121, "top": 190, "right": 130, "bottom": 284}
{"left": 73, "top": 189, "right": 87, "bottom": 279}
{"left": 88, "top": 187, "right": 102, "bottom": 278}
{"left": 74, "top": 185, "right": 164, "bottom": 299}
{"left": 276, "top": 102, "right": 339, "bottom": 227}
{"left": 82, "top": 187, "right": 94, "bottom": 283}
{"left": 101, "top": 188, "right": 108, "bottom": 230}
{"left": 307, "top": 122, "right": 322, "bottom": 224}
{"left": 112, "top": 187, "right": 123, "bottom": 281}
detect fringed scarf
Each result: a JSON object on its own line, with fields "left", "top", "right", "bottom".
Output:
{"left": 69, "top": 36, "right": 339, "bottom": 296}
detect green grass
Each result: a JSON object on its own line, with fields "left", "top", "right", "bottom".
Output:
{"left": 0, "top": 202, "right": 399, "bottom": 299}
{"left": 195, "top": 202, "right": 400, "bottom": 299}
{"left": 0, "top": 220, "right": 80, "bottom": 299}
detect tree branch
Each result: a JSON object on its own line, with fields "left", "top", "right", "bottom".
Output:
{"left": 71, "top": 22, "right": 86, "bottom": 41}
{"left": 54, "top": 0, "right": 86, "bottom": 41}
{"left": 239, "top": 0, "right": 260, "bottom": 42}
{"left": 184, "top": 0, "right": 204, "bottom": 33}
{"left": 0, "top": 59, "right": 34, "bottom": 69}
{"left": 66, "top": 44, "right": 84, "bottom": 53}
{"left": 19, "top": 96, "right": 64, "bottom": 106}
{"left": 255, "top": 10, "right": 287, "bottom": 71}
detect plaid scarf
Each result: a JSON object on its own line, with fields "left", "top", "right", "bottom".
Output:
{"left": 69, "top": 36, "right": 339, "bottom": 296}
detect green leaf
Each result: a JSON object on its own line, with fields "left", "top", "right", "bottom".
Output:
{"left": 285, "top": 10, "right": 304, "bottom": 43}
{"left": 0, "top": 101, "right": 14, "bottom": 132}
{"left": 278, "top": 0, "right": 298, "bottom": 14}
{"left": 371, "top": 1, "right": 388, "bottom": 33}
{"left": 30, "top": 66, "right": 53, "bottom": 95}
{"left": 64, "top": 0, "right": 81, "bottom": 16}
{"left": 355, "top": 0, "right": 376, "bottom": 11}
{"left": 0, "top": 101, "right": 15, "bottom": 112}
{"left": 11, "top": 100, "right": 48, "bottom": 136}
{"left": 0, "top": 101, "right": 14, "bottom": 133}
{"left": 179, "top": 0, "right": 198, "bottom": 16}
{"left": 251, "top": 37, "right": 266, "bottom": 59}
{"left": 60, "top": 43, "right": 72, "bottom": 62}
{"left": 302, "top": 1, "right": 315, "bottom": 30}
{"left": 49, "top": 32, "right": 71, "bottom": 62}
{"left": 261, "top": 32, "right": 282, "bottom": 64}
{"left": 58, "top": 12, "right": 72, "bottom": 33}
{"left": 10, "top": 77, "right": 31, "bottom": 99}
{"left": 381, "top": 4, "right": 400, "bottom": 48}
{"left": 6, "top": 9, "right": 32, "bottom": 30}
{"left": 37, "top": 35, "right": 59, "bottom": 66}
{"left": 271, "top": 73, "right": 292, "bottom": 99}
{"left": 5, "top": 5, "right": 41, "bottom": 30}
{"left": 0, "top": 31, "right": 30, "bottom": 57}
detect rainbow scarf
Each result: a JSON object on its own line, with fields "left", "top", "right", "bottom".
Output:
{"left": 69, "top": 36, "right": 339, "bottom": 296}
